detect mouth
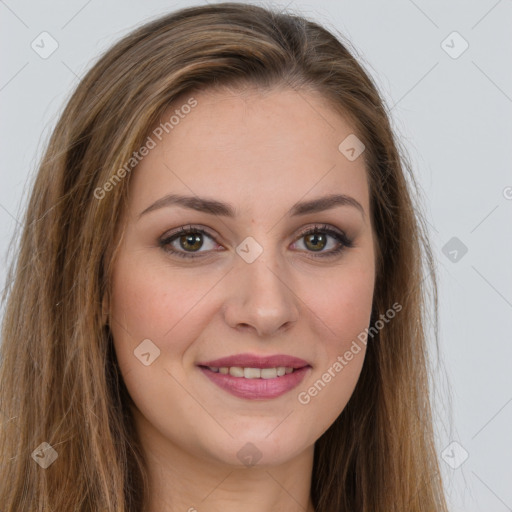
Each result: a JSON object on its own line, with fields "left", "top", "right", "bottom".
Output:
{"left": 196, "top": 353, "right": 312, "bottom": 400}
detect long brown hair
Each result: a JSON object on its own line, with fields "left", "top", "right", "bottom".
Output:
{"left": 0, "top": 3, "right": 448, "bottom": 511}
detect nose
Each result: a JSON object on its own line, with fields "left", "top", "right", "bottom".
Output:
{"left": 222, "top": 247, "right": 300, "bottom": 338}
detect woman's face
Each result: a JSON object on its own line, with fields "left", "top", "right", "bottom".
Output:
{"left": 109, "top": 86, "right": 376, "bottom": 468}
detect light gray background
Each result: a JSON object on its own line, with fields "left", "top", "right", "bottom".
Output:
{"left": 1, "top": 1, "right": 511, "bottom": 510}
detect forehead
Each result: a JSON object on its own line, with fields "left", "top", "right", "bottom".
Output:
{"left": 128, "top": 86, "right": 370, "bottom": 218}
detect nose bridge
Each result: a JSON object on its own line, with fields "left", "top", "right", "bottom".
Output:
{"left": 223, "top": 234, "right": 300, "bottom": 336}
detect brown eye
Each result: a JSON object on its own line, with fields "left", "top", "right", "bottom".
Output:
{"left": 303, "top": 232, "right": 327, "bottom": 252}
{"left": 178, "top": 232, "right": 203, "bottom": 252}
{"left": 159, "top": 226, "right": 219, "bottom": 259}
{"left": 293, "top": 225, "right": 353, "bottom": 258}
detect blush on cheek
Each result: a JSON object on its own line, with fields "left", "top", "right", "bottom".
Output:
{"left": 110, "top": 254, "right": 200, "bottom": 337}
{"left": 311, "top": 284, "right": 374, "bottom": 343}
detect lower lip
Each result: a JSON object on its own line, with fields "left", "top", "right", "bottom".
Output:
{"left": 199, "top": 366, "right": 311, "bottom": 400}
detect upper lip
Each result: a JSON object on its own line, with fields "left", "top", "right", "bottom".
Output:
{"left": 197, "top": 353, "right": 311, "bottom": 369}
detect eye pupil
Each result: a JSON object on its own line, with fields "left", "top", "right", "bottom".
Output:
{"left": 180, "top": 233, "right": 202, "bottom": 251}
{"left": 305, "top": 233, "right": 326, "bottom": 251}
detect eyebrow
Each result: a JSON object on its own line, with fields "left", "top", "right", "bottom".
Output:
{"left": 138, "top": 193, "right": 365, "bottom": 220}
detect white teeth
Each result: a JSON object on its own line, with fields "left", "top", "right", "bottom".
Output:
{"left": 229, "top": 366, "right": 245, "bottom": 377}
{"left": 209, "top": 366, "right": 295, "bottom": 378}
{"left": 260, "top": 368, "right": 277, "bottom": 379}
{"left": 244, "top": 367, "right": 261, "bottom": 379}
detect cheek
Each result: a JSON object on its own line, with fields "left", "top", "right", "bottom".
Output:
{"left": 326, "top": 277, "right": 373, "bottom": 345}
{"left": 107, "top": 253, "right": 214, "bottom": 423}
{"left": 295, "top": 256, "right": 374, "bottom": 425}
{"left": 108, "top": 253, "right": 206, "bottom": 388}
{"left": 109, "top": 250, "right": 218, "bottom": 342}
{"left": 306, "top": 253, "right": 375, "bottom": 346}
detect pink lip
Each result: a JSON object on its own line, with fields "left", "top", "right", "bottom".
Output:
{"left": 199, "top": 366, "right": 311, "bottom": 400}
{"left": 197, "top": 353, "right": 310, "bottom": 369}
{"left": 196, "top": 353, "right": 312, "bottom": 400}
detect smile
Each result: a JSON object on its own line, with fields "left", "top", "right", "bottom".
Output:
{"left": 197, "top": 353, "right": 312, "bottom": 400}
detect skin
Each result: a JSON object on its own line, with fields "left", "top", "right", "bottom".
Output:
{"left": 108, "top": 85, "right": 376, "bottom": 512}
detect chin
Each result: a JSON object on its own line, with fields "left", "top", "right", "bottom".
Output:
{"left": 200, "top": 429, "right": 312, "bottom": 469}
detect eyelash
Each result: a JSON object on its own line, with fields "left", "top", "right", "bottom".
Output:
{"left": 159, "top": 224, "right": 353, "bottom": 260}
